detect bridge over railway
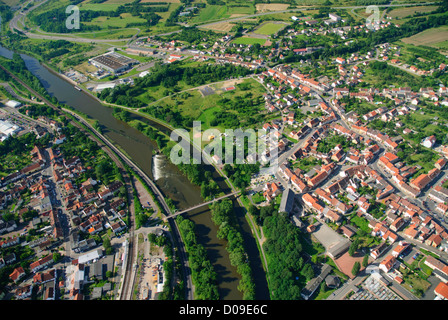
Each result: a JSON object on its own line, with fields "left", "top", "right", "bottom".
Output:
{"left": 165, "top": 190, "right": 241, "bottom": 219}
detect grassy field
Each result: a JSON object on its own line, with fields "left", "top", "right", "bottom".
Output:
{"left": 149, "top": 77, "right": 270, "bottom": 133}
{"left": 232, "top": 37, "right": 267, "bottom": 45}
{"left": 253, "top": 22, "right": 286, "bottom": 35}
{"left": 79, "top": 2, "right": 125, "bottom": 11}
{"left": 73, "top": 28, "right": 139, "bottom": 39}
{"left": 141, "top": 0, "right": 180, "bottom": 3}
{"left": 401, "top": 26, "right": 448, "bottom": 50}
{"left": 84, "top": 13, "right": 147, "bottom": 29}
{"left": 191, "top": 3, "right": 256, "bottom": 24}
{"left": 387, "top": 5, "right": 439, "bottom": 20}
{"left": 192, "top": 5, "right": 230, "bottom": 23}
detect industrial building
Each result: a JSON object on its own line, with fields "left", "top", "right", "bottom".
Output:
{"left": 89, "top": 51, "right": 138, "bottom": 74}
{"left": 0, "top": 119, "right": 21, "bottom": 141}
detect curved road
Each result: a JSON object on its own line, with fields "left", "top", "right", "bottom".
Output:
{"left": 9, "top": 0, "right": 438, "bottom": 43}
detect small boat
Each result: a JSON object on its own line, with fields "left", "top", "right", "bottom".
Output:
{"left": 74, "top": 86, "right": 81, "bottom": 91}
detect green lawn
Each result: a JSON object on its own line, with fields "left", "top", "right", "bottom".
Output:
{"left": 254, "top": 22, "right": 285, "bottom": 35}
{"left": 232, "top": 37, "right": 267, "bottom": 45}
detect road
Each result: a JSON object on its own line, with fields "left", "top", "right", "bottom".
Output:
{"left": 9, "top": 0, "right": 136, "bottom": 43}
{"left": 0, "top": 62, "right": 194, "bottom": 300}
{"left": 8, "top": 0, "right": 438, "bottom": 44}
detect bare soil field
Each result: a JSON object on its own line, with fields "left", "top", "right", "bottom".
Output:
{"left": 255, "top": 3, "right": 290, "bottom": 12}
{"left": 334, "top": 251, "right": 366, "bottom": 279}
{"left": 201, "top": 21, "right": 235, "bottom": 32}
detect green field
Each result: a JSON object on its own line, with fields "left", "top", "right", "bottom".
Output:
{"left": 254, "top": 22, "right": 286, "bottom": 35}
{"left": 84, "top": 13, "right": 147, "bottom": 28}
{"left": 147, "top": 77, "right": 271, "bottom": 133}
{"left": 401, "top": 25, "right": 448, "bottom": 50}
{"left": 192, "top": 5, "right": 230, "bottom": 23}
{"left": 232, "top": 37, "right": 267, "bottom": 45}
{"left": 191, "top": 3, "right": 256, "bottom": 24}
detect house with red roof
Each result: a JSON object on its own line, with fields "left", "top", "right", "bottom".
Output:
{"left": 9, "top": 267, "right": 26, "bottom": 283}
{"left": 30, "top": 254, "right": 53, "bottom": 273}
{"left": 379, "top": 255, "right": 396, "bottom": 273}
{"left": 435, "top": 282, "right": 448, "bottom": 300}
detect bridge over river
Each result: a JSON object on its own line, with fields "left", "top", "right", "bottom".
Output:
{"left": 165, "top": 190, "right": 241, "bottom": 219}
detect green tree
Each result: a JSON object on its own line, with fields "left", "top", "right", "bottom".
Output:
{"left": 348, "top": 239, "right": 360, "bottom": 257}
{"left": 362, "top": 254, "right": 369, "bottom": 268}
{"left": 352, "top": 261, "right": 361, "bottom": 276}
{"left": 103, "top": 237, "right": 114, "bottom": 255}
{"left": 302, "top": 263, "right": 315, "bottom": 281}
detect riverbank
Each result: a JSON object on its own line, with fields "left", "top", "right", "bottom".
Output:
{"left": 106, "top": 98, "right": 271, "bottom": 300}
{"left": 0, "top": 40, "right": 269, "bottom": 299}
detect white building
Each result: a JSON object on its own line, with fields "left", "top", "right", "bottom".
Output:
{"left": 0, "top": 120, "right": 21, "bottom": 141}
{"left": 5, "top": 100, "right": 22, "bottom": 108}
{"left": 78, "top": 249, "right": 103, "bottom": 265}
{"left": 422, "top": 135, "right": 436, "bottom": 148}
{"left": 329, "top": 13, "right": 341, "bottom": 22}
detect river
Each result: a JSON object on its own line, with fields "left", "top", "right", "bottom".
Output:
{"left": 0, "top": 44, "right": 269, "bottom": 300}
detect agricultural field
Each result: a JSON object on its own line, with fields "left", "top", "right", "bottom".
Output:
{"left": 78, "top": 1, "right": 127, "bottom": 11}
{"left": 191, "top": 4, "right": 255, "bottom": 24}
{"left": 191, "top": 5, "right": 229, "bottom": 23}
{"left": 387, "top": 5, "right": 439, "bottom": 20}
{"left": 401, "top": 26, "right": 448, "bottom": 51}
{"left": 199, "top": 21, "right": 236, "bottom": 33}
{"left": 84, "top": 13, "right": 147, "bottom": 29}
{"left": 141, "top": 0, "right": 180, "bottom": 3}
{"left": 255, "top": 3, "right": 290, "bottom": 12}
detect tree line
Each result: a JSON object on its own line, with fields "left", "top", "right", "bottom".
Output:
{"left": 176, "top": 215, "right": 220, "bottom": 299}
{"left": 210, "top": 199, "right": 256, "bottom": 299}
{"left": 262, "top": 208, "right": 313, "bottom": 300}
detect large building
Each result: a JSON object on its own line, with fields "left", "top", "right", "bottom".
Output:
{"left": 279, "top": 188, "right": 296, "bottom": 215}
{"left": 89, "top": 52, "right": 138, "bottom": 74}
{"left": 5, "top": 100, "right": 22, "bottom": 108}
{"left": 0, "top": 119, "right": 21, "bottom": 141}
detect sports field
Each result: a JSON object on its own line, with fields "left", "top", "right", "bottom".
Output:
{"left": 254, "top": 22, "right": 286, "bottom": 35}
{"left": 232, "top": 37, "right": 267, "bottom": 45}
